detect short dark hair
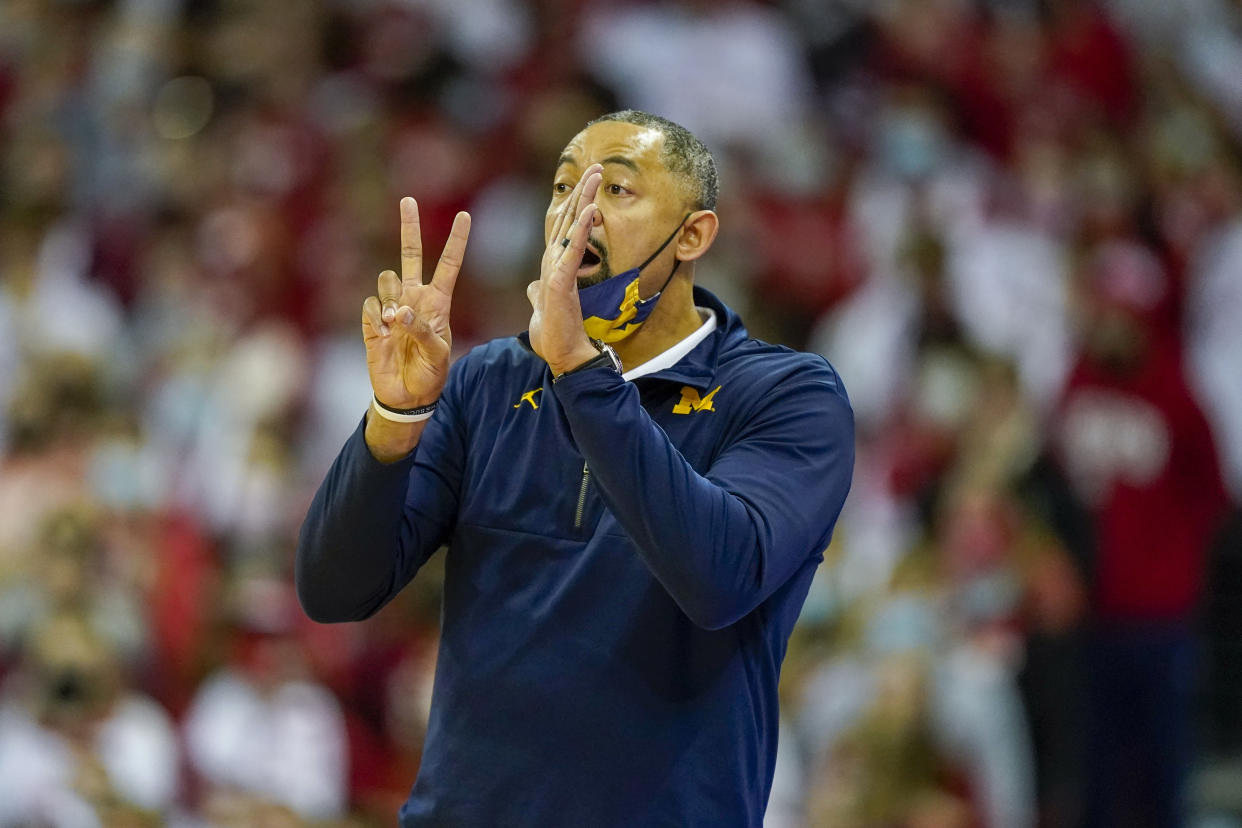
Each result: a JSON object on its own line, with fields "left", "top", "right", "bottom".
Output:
{"left": 586, "top": 110, "right": 719, "bottom": 211}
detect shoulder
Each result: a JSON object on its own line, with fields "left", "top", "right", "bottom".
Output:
{"left": 696, "top": 287, "right": 849, "bottom": 407}
{"left": 710, "top": 335, "right": 854, "bottom": 453}
{"left": 720, "top": 335, "right": 850, "bottom": 409}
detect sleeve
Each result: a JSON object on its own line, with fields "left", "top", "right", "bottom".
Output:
{"left": 553, "top": 360, "right": 855, "bottom": 630}
{"left": 295, "top": 362, "right": 469, "bottom": 623}
{"left": 1175, "top": 388, "right": 1232, "bottom": 530}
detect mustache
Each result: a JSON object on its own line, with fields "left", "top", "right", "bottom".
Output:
{"left": 587, "top": 237, "right": 609, "bottom": 266}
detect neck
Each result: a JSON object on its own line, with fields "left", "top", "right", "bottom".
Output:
{"left": 612, "top": 271, "right": 702, "bottom": 371}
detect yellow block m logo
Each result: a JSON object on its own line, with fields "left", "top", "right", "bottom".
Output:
{"left": 672, "top": 385, "right": 721, "bottom": 415}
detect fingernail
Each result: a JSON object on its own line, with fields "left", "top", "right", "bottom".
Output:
{"left": 382, "top": 307, "right": 394, "bottom": 322}
{"left": 401, "top": 309, "right": 414, "bottom": 325}
{"left": 381, "top": 324, "right": 390, "bottom": 337}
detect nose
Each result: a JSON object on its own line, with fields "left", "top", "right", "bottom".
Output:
{"left": 585, "top": 169, "right": 604, "bottom": 224}
{"left": 586, "top": 190, "right": 604, "bottom": 227}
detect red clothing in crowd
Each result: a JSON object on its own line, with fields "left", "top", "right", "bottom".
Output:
{"left": 1054, "top": 344, "right": 1229, "bottom": 620}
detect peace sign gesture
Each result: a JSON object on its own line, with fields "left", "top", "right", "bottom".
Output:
{"left": 363, "top": 198, "right": 471, "bottom": 418}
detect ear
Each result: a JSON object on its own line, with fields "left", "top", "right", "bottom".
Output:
{"left": 675, "top": 210, "right": 719, "bottom": 263}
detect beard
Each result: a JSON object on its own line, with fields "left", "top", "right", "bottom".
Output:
{"left": 575, "top": 238, "right": 612, "bottom": 290}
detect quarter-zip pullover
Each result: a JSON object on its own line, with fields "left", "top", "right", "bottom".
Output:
{"left": 296, "top": 287, "right": 855, "bottom": 827}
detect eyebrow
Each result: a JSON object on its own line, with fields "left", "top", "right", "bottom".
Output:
{"left": 600, "top": 155, "right": 640, "bottom": 173}
{"left": 556, "top": 154, "right": 641, "bottom": 174}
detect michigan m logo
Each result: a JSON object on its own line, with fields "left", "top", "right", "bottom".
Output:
{"left": 672, "top": 385, "right": 721, "bottom": 415}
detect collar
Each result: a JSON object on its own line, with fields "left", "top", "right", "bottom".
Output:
{"left": 622, "top": 309, "right": 716, "bottom": 381}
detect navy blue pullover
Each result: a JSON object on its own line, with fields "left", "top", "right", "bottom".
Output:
{"left": 296, "top": 288, "right": 854, "bottom": 827}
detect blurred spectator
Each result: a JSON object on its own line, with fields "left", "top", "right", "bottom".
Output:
{"left": 0, "top": 612, "right": 179, "bottom": 826}
{"left": 0, "top": 506, "right": 146, "bottom": 669}
{"left": 182, "top": 574, "right": 348, "bottom": 821}
{"left": 1108, "top": 0, "right": 1242, "bottom": 139}
{"left": 581, "top": 0, "right": 815, "bottom": 158}
{"left": 1051, "top": 239, "right": 1230, "bottom": 826}
{"left": 782, "top": 528, "right": 1036, "bottom": 828}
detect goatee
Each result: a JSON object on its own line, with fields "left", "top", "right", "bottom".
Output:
{"left": 576, "top": 264, "right": 613, "bottom": 290}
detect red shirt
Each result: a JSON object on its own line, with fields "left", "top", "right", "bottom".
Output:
{"left": 1054, "top": 344, "right": 1228, "bottom": 620}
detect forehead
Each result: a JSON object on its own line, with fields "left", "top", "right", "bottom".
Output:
{"left": 557, "top": 121, "right": 667, "bottom": 171}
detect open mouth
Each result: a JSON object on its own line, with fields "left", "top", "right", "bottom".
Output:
{"left": 576, "top": 246, "right": 602, "bottom": 276}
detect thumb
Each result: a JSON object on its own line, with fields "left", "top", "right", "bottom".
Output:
{"left": 396, "top": 305, "right": 449, "bottom": 361}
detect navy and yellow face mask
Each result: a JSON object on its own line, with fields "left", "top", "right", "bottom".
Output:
{"left": 579, "top": 215, "right": 689, "bottom": 344}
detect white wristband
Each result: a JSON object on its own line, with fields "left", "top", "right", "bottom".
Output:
{"left": 371, "top": 394, "right": 437, "bottom": 423}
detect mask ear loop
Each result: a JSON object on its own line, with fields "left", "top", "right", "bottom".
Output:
{"left": 636, "top": 212, "right": 692, "bottom": 304}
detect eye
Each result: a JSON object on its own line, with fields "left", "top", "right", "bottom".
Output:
{"left": 553, "top": 182, "right": 571, "bottom": 195}
{"left": 605, "top": 183, "right": 630, "bottom": 196}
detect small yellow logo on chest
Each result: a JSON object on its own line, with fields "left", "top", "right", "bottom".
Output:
{"left": 514, "top": 388, "right": 543, "bottom": 410}
{"left": 672, "top": 385, "right": 722, "bottom": 414}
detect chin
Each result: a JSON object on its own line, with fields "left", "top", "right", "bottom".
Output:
{"left": 576, "top": 269, "right": 611, "bottom": 290}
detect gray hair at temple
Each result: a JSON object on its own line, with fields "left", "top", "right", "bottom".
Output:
{"left": 587, "top": 110, "right": 719, "bottom": 212}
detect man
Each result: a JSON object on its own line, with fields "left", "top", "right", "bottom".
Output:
{"left": 1052, "top": 240, "right": 1228, "bottom": 827}
{"left": 297, "top": 111, "right": 854, "bottom": 826}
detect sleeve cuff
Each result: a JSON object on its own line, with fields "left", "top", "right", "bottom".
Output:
{"left": 548, "top": 362, "right": 626, "bottom": 404}
{"left": 347, "top": 413, "right": 421, "bottom": 475}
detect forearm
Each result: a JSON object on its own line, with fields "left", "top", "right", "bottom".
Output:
{"left": 555, "top": 367, "right": 854, "bottom": 630}
{"left": 365, "top": 408, "right": 428, "bottom": 463}
{"left": 592, "top": 436, "right": 761, "bottom": 630}
{"left": 296, "top": 415, "right": 425, "bottom": 622}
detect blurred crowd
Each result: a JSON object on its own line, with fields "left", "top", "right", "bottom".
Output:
{"left": 1, "top": 0, "right": 1241, "bottom": 825}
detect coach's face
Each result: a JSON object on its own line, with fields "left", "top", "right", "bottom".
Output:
{"left": 546, "top": 121, "right": 692, "bottom": 292}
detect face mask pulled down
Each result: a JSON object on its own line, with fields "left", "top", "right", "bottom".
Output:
{"left": 578, "top": 216, "right": 687, "bottom": 343}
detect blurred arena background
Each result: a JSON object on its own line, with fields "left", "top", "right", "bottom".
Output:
{"left": 2, "top": 0, "right": 1242, "bottom": 825}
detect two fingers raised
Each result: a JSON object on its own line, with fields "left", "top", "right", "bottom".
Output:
{"left": 367, "top": 199, "right": 471, "bottom": 335}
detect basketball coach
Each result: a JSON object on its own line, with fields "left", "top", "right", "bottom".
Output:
{"left": 296, "top": 110, "right": 855, "bottom": 827}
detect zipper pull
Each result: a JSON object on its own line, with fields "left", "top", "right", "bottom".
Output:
{"left": 574, "top": 461, "right": 591, "bottom": 529}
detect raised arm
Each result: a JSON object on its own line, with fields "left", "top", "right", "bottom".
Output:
{"left": 362, "top": 198, "right": 471, "bottom": 462}
{"left": 296, "top": 199, "right": 471, "bottom": 623}
{"left": 526, "top": 162, "right": 854, "bottom": 629}
{"left": 555, "top": 362, "right": 854, "bottom": 630}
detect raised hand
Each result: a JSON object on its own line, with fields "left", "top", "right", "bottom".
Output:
{"left": 363, "top": 198, "right": 471, "bottom": 410}
{"left": 528, "top": 164, "right": 602, "bottom": 375}
{"left": 361, "top": 199, "right": 470, "bottom": 462}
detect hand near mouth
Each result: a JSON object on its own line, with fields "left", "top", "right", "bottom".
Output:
{"left": 529, "top": 164, "right": 606, "bottom": 376}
